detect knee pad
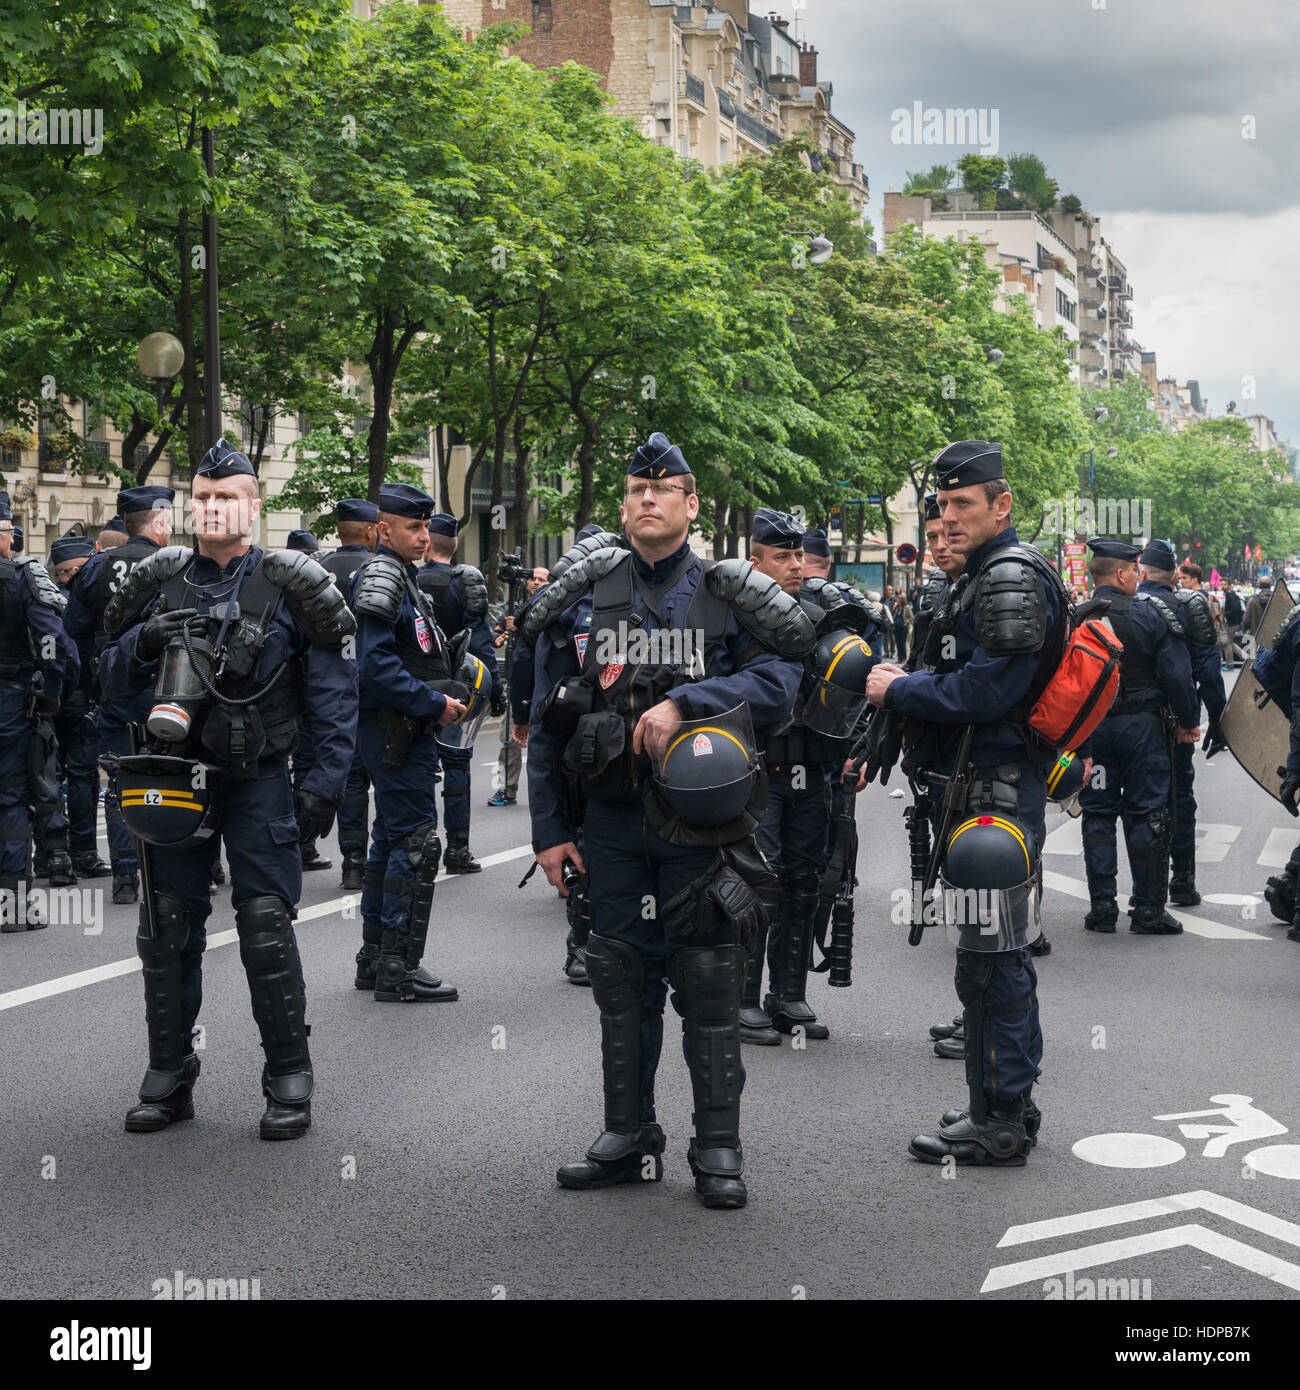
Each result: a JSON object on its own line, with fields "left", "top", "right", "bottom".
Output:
{"left": 781, "top": 864, "right": 820, "bottom": 899}
{"left": 137, "top": 894, "right": 188, "bottom": 964}
{"left": 585, "top": 935, "right": 644, "bottom": 1014}
{"left": 403, "top": 822, "right": 441, "bottom": 882}
{"left": 235, "top": 896, "right": 295, "bottom": 975}
{"left": 669, "top": 945, "right": 746, "bottom": 1023}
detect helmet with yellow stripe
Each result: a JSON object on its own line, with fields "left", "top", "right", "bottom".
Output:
{"left": 106, "top": 754, "right": 220, "bottom": 848}
{"left": 802, "top": 627, "right": 875, "bottom": 737}
{"left": 652, "top": 704, "right": 759, "bottom": 829}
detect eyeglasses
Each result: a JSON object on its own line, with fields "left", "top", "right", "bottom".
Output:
{"left": 624, "top": 481, "right": 688, "bottom": 499}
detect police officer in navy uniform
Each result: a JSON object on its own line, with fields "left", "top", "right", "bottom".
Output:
{"left": 0, "top": 492, "right": 69, "bottom": 929}
{"left": 418, "top": 514, "right": 504, "bottom": 874}
{"left": 868, "top": 442, "right": 1059, "bottom": 1166}
{"left": 98, "top": 440, "right": 357, "bottom": 1137}
{"left": 37, "top": 534, "right": 107, "bottom": 883}
{"left": 318, "top": 499, "right": 379, "bottom": 890}
{"left": 64, "top": 485, "right": 175, "bottom": 902}
{"left": 526, "top": 434, "right": 812, "bottom": 1209}
{"left": 351, "top": 483, "right": 463, "bottom": 1005}
{"left": 1078, "top": 538, "right": 1200, "bottom": 935}
{"left": 1138, "top": 542, "right": 1226, "bottom": 906}
{"left": 284, "top": 529, "right": 333, "bottom": 871}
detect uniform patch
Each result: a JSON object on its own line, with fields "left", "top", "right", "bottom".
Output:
{"left": 414, "top": 615, "right": 433, "bottom": 654}
{"left": 599, "top": 662, "right": 623, "bottom": 690}
{"left": 692, "top": 733, "right": 713, "bottom": 756}
{"left": 575, "top": 632, "right": 588, "bottom": 662}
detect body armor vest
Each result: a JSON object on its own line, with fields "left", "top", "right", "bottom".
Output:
{"left": 94, "top": 536, "right": 160, "bottom": 649}
{"left": 1103, "top": 591, "right": 1162, "bottom": 714}
{"left": 0, "top": 558, "right": 33, "bottom": 673}
{"left": 764, "top": 594, "right": 845, "bottom": 769}
{"left": 398, "top": 575, "right": 453, "bottom": 686}
{"left": 420, "top": 564, "right": 462, "bottom": 637}
{"left": 319, "top": 550, "right": 372, "bottom": 612}
{"left": 159, "top": 558, "right": 303, "bottom": 762}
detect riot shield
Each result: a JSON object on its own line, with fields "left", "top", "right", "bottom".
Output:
{"left": 1222, "top": 581, "right": 1296, "bottom": 803}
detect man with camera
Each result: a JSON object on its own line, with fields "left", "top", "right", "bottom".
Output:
{"left": 488, "top": 562, "right": 549, "bottom": 808}
{"left": 417, "top": 514, "right": 504, "bottom": 873}
{"left": 525, "top": 433, "right": 812, "bottom": 1210}
{"left": 98, "top": 439, "right": 358, "bottom": 1139}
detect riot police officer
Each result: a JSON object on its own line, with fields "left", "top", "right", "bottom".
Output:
{"left": 351, "top": 484, "right": 465, "bottom": 1005}
{"left": 1137, "top": 541, "right": 1226, "bottom": 906}
{"left": 98, "top": 440, "right": 358, "bottom": 1138}
{"left": 318, "top": 499, "right": 379, "bottom": 891}
{"left": 526, "top": 434, "right": 812, "bottom": 1209}
{"left": 64, "top": 485, "right": 175, "bottom": 901}
{"left": 868, "top": 442, "right": 1059, "bottom": 1166}
{"left": 0, "top": 492, "right": 69, "bottom": 929}
{"left": 1078, "top": 538, "right": 1200, "bottom": 935}
{"left": 286, "top": 529, "right": 331, "bottom": 870}
{"left": 418, "top": 515, "right": 504, "bottom": 873}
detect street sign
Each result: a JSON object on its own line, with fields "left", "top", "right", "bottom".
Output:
{"left": 896, "top": 543, "right": 917, "bottom": 564}
{"left": 866, "top": 494, "right": 883, "bottom": 505}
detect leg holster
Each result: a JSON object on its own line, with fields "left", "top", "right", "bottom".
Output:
{"left": 137, "top": 893, "right": 191, "bottom": 1079}
{"left": 585, "top": 935, "right": 646, "bottom": 1156}
{"left": 236, "top": 895, "right": 312, "bottom": 1083}
{"left": 670, "top": 944, "right": 747, "bottom": 1177}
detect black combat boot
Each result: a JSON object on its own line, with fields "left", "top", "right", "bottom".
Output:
{"left": 0, "top": 877, "right": 44, "bottom": 931}
{"left": 673, "top": 945, "right": 748, "bottom": 1210}
{"left": 1169, "top": 861, "right": 1200, "bottom": 906}
{"left": 1130, "top": 905, "right": 1183, "bottom": 935}
{"left": 739, "top": 932, "right": 779, "bottom": 1046}
{"left": 1028, "top": 932, "right": 1051, "bottom": 956}
{"left": 563, "top": 927, "right": 590, "bottom": 985}
{"left": 210, "top": 858, "right": 226, "bottom": 886}
{"left": 558, "top": 937, "right": 666, "bottom": 1191}
{"left": 125, "top": 897, "right": 197, "bottom": 1132}
{"left": 373, "top": 928, "right": 415, "bottom": 1001}
{"left": 910, "top": 1095, "right": 1031, "bottom": 1166}
{"left": 1084, "top": 897, "right": 1118, "bottom": 933}
{"left": 934, "top": 1021, "right": 965, "bottom": 1060}
{"left": 444, "top": 841, "right": 481, "bottom": 874}
{"left": 942, "top": 1089, "right": 1041, "bottom": 1148}
{"left": 112, "top": 872, "right": 139, "bottom": 905}
{"left": 354, "top": 928, "right": 448, "bottom": 997}
{"left": 763, "top": 867, "right": 828, "bottom": 1040}
{"left": 46, "top": 849, "right": 76, "bottom": 887}
{"left": 1264, "top": 867, "right": 1298, "bottom": 923}
{"left": 929, "top": 1013, "right": 963, "bottom": 1040}
{"left": 72, "top": 850, "right": 111, "bottom": 878}
{"left": 1287, "top": 905, "right": 1300, "bottom": 944}
{"left": 31, "top": 847, "right": 49, "bottom": 879}
{"left": 340, "top": 849, "right": 365, "bottom": 892}
{"left": 300, "top": 840, "right": 332, "bottom": 871}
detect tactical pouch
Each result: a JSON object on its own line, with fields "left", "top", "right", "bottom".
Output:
{"left": 562, "top": 710, "right": 631, "bottom": 801}
{"left": 537, "top": 674, "right": 594, "bottom": 738}
{"left": 200, "top": 704, "right": 267, "bottom": 769}
{"left": 379, "top": 707, "right": 418, "bottom": 768}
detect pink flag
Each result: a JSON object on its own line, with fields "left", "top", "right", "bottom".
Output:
{"left": 1210, "top": 567, "right": 1222, "bottom": 587}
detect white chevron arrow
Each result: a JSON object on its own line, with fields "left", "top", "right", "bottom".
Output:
{"left": 983, "top": 1190, "right": 1300, "bottom": 1294}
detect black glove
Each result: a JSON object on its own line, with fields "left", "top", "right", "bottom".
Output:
{"left": 490, "top": 687, "right": 507, "bottom": 718}
{"left": 1282, "top": 772, "right": 1300, "bottom": 818}
{"left": 1202, "top": 722, "right": 1228, "bottom": 758}
{"left": 137, "top": 608, "right": 200, "bottom": 662}
{"left": 296, "top": 790, "right": 337, "bottom": 842}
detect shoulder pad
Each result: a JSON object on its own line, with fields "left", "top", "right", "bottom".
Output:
{"left": 975, "top": 551, "right": 1048, "bottom": 655}
{"left": 17, "top": 556, "right": 66, "bottom": 612}
{"left": 1172, "top": 588, "right": 1217, "bottom": 645}
{"left": 103, "top": 545, "right": 192, "bottom": 635}
{"left": 706, "top": 559, "right": 816, "bottom": 659}
{"left": 551, "top": 531, "right": 623, "bottom": 580}
{"left": 799, "top": 576, "right": 870, "bottom": 635}
{"left": 1274, "top": 602, "right": 1300, "bottom": 650}
{"left": 524, "top": 546, "right": 627, "bottom": 635}
{"left": 353, "top": 554, "right": 407, "bottom": 625}
{"left": 260, "top": 550, "right": 356, "bottom": 649}
{"left": 915, "top": 573, "right": 950, "bottom": 618}
{"left": 1137, "top": 591, "right": 1183, "bottom": 637}
{"left": 454, "top": 564, "right": 488, "bottom": 619}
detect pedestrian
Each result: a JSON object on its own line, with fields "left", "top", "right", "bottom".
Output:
{"left": 350, "top": 483, "right": 466, "bottom": 1005}
{"left": 1221, "top": 579, "right": 1245, "bottom": 666}
{"left": 881, "top": 585, "right": 897, "bottom": 658}
{"left": 868, "top": 441, "right": 1060, "bottom": 1167}
{"left": 99, "top": 438, "right": 358, "bottom": 1138}
{"left": 1242, "top": 576, "right": 1272, "bottom": 640}
{"left": 1078, "top": 538, "right": 1201, "bottom": 936}
{"left": 525, "top": 432, "right": 812, "bottom": 1209}
{"left": 893, "top": 588, "right": 911, "bottom": 665}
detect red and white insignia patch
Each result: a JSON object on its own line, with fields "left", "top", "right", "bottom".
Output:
{"left": 692, "top": 733, "right": 714, "bottom": 756}
{"left": 414, "top": 615, "right": 433, "bottom": 654}
{"left": 599, "top": 662, "right": 624, "bottom": 690}
{"left": 575, "top": 633, "right": 588, "bottom": 662}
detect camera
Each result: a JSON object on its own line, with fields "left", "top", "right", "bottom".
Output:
{"left": 497, "top": 547, "right": 531, "bottom": 589}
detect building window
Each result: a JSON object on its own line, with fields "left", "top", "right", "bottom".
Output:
{"left": 531, "top": 1, "right": 552, "bottom": 35}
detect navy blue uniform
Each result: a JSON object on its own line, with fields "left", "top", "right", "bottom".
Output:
{"left": 1080, "top": 583, "right": 1199, "bottom": 913}
{"left": 887, "top": 528, "right": 1058, "bottom": 1112}
{"left": 419, "top": 560, "right": 500, "bottom": 850}
{"left": 0, "top": 558, "right": 69, "bottom": 887}
{"left": 354, "top": 547, "right": 452, "bottom": 943}
{"left": 99, "top": 547, "right": 357, "bottom": 1038}
{"left": 529, "top": 541, "right": 803, "bottom": 1125}
{"left": 65, "top": 538, "right": 163, "bottom": 884}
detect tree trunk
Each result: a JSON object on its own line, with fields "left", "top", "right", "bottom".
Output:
{"left": 365, "top": 307, "right": 421, "bottom": 502}
{"left": 176, "top": 210, "right": 204, "bottom": 470}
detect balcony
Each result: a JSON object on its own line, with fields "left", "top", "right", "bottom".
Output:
{"left": 735, "top": 109, "right": 781, "bottom": 148}
{"left": 715, "top": 86, "right": 735, "bottom": 119}
{"left": 85, "top": 439, "right": 110, "bottom": 465}
{"left": 0, "top": 445, "right": 21, "bottom": 471}
{"left": 683, "top": 71, "right": 706, "bottom": 108}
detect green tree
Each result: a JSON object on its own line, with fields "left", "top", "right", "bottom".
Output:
{"left": 956, "top": 154, "right": 1007, "bottom": 210}
{"left": 902, "top": 163, "right": 954, "bottom": 196}
{"left": 1006, "top": 152, "right": 1059, "bottom": 212}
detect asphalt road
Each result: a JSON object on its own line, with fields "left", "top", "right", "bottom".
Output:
{"left": 5, "top": 701, "right": 1300, "bottom": 1302}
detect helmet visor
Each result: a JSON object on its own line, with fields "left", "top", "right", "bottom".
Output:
{"left": 435, "top": 655, "right": 491, "bottom": 751}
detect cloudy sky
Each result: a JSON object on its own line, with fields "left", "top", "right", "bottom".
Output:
{"left": 791, "top": 0, "right": 1300, "bottom": 448}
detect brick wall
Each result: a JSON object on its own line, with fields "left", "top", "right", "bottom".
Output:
{"left": 437, "top": 1, "right": 615, "bottom": 83}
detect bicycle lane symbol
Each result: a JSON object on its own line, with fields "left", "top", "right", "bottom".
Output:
{"left": 1073, "top": 1094, "right": 1300, "bottom": 1178}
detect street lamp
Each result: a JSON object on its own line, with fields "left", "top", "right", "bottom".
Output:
{"left": 1092, "top": 406, "right": 1109, "bottom": 422}
{"left": 807, "top": 235, "right": 834, "bottom": 265}
{"left": 986, "top": 347, "right": 1004, "bottom": 364}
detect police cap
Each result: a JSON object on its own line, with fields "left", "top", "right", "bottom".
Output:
{"left": 117, "top": 484, "right": 175, "bottom": 515}
{"left": 378, "top": 484, "right": 437, "bottom": 520}
{"left": 751, "top": 508, "right": 803, "bottom": 549}
{"left": 1138, "top": 538, "right": 1177, "bottom": 569}
{"left": 1086, "top": 537, "right": 1140, "bottom": 562}
{"left": 286, "top": 529, "right": 319, "bottom": 552}
{"left": 629, "top": 431, "right": 689, "bottom": 479}
{"left": 50, "top": 535, "right": 95, "bottom": 565}
{"left": 337, "top": 498, "right": 378, "bottom": 524}
{"left": 934, "top": 440, "right": 1004, "bottom": 490}
{"left": 801, "top": 528, "right": 830, "bottom": 557}
{"left": 924, "top": 492, "right": 941, "bottom": 522}
{"left": 197, "top": 437, "right": 256, "bottom": 479}
{"left": 428, "top": 513, "right": 459, "bottom": 539}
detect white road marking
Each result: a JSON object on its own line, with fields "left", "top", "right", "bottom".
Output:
{"left": 1195, "top": 823, "right": 1240, "bottom": 864}
{"left": 1202, "top": 893, "right": 1260, "bottom": 906}
{"left": 1244, "top": 1146, "right": 1300, "bottom": 1180}
{"left": 1042, "top": 818, "right": 1082, "bottom": 856}
{"left": 0, "top": 843, "right": 537, "bottom": 1014}
{"left": 1071, "top": 1133, "right": 1186, "bottom": 1168}
{"left": 1259, "top": 827, "right": 1295, "bottom": 868}
{"left": 1042, "top": 870, "right": 1272, "bottom": 939}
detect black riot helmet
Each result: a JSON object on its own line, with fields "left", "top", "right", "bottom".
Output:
{"left": 802, "top": 629, "right": 875, "bottom": 737}
{"left": 1046, "top": 749, "right": 1086, "bottom": 803}
{"left": 939, "top": 814, "right": 1039, "bottom": 951}
{"left": 651, "top": 705, "right": 759, "bottom": 829}
{"left": 105, "top": 754, "right": 220, "bottom": 849}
